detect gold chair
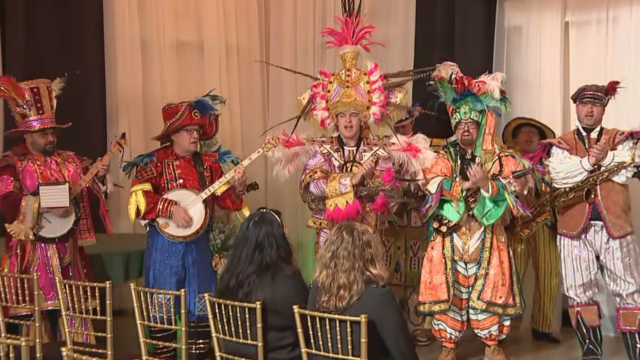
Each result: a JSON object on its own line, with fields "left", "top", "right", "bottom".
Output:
{"left": 292, "top": 305, "right": 368, "bottom": 360}
{"left": 204, "top": 295, "right": 263, "bottom": 360}
{"left": 130, "top": 284, "right": 187, "bottom": 360}
{"left": 55, "top": 278, "right": 113, "bottom": 360}
{"left": 0, "top": 272, "right": 42, "bottom": 360}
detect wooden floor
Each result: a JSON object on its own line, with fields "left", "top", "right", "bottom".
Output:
{"left": 27, "top": 313, "right": 629, "bottom": 359}
{"left": 416, "top": 328, "right": 626, "bottom": 360}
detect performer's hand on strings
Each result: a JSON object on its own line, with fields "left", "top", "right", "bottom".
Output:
{"left": 172, "top": 206, "right": 193, "bottom": 228}
{"left": 588, "top": 136, "right": 609, "bottom": 165}
{"left": 96, "top": 157, "right": 110, "bottom": 179}
{"left": 234, "top": 164, "right": 248, "bottom": 191}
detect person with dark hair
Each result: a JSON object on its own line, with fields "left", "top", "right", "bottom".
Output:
{"left": 216, "top": 207, "right": 309, "bottom": 360}
{"left": 308, "top": 222, "right": 419, "bottom": 360}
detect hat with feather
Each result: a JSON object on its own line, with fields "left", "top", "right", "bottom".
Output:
{"left": 0, "top": 75, "right": 71, "bottom": 137}
{"left": 430, "top": 62, "right": 510, "bottom": 159}
{"left": 260, "top": 0, "right": 436, "bottom": 137}
{"left": 571, "top": 81, "right": 621, "bottom": 107}
{"left": 153, "top": 90, "right": 226, "bottom": 142}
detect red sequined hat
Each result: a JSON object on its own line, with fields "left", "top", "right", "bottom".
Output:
{"left": 153, "top": 91, "right": 226, "bottom": 142}
{"left": 0, "top": 75, "right": 71, "bottom": 137}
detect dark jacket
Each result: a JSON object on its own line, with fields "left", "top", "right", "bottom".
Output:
{"left": 307, "top": 283, "right": 419, "bottom": 360}
{"left": 221, "top": 270, "right": 309, "bottom": 360}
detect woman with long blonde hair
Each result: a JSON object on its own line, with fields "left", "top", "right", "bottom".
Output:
{"left": 308, "top": 222, "right": 419, "bottom": 360}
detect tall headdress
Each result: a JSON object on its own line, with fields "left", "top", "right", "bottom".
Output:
{"left": 430, "top": 62, "right": 509, "bottom": 159}
{"left": 0, "top": 75, "right": 71, "bottom": 137}
{"left": 153, "top": 90, "right": 226, "bottom": 142}
{"left": 261, "top": 0, "right": 435, "bottom": 137}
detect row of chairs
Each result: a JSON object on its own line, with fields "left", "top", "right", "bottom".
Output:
{"left": 0, "top": 272, "right": 369, "bottom": 360}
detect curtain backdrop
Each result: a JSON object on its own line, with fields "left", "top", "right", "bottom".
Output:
{"left": 103, "top": 0, "right": 416, "bottom": 280}
{"left": 413, "top": 0, "right": 498, "bottom": 140}
{"left": 494, "top": 0, "right": 640, "bottom": 334}
{"left": 0, "top": 0, "right": 107, "bottom": 233}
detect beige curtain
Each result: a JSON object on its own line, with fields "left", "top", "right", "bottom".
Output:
{"left": 494, "top": 0, "right": 640, "bottom": 335}
{"left": 103, "top": 0, "right": 416, "bottom": 275}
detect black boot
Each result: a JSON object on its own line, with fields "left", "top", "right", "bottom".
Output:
{"left": 188, "top": 321, "right": 212, "bottom": 360}
{"left": 623, "top": 332, "right": 640, "bottom": 360}
{"left": 149, "top": 328, "right": 177, "bottom": 359}
{"left": 532, "top": 328, "right": 561, "bottom": 344}
{"left": 575, "top": 314, "right": 603, "bottom": 360}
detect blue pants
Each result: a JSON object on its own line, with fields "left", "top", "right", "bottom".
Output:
{"left": 144, "top": 225, "right": 216, "bottom": 322}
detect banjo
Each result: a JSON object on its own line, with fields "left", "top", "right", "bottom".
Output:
{"left": 155, "top": 137, "right": 280, "bottom": 241}
{"left": 36, "top": 133, "right": 128, "bottom": 240}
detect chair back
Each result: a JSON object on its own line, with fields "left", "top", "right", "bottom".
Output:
{"left": 204, "top": 295, "right": 263, "bottom": 360}
{"left": 55, "top": 278, "right": 113, "bottom": 360}
{"left": 0, "top": 272, "right": 42, "bottom": 360}
{"left": 292, "top": 305, "right": 368, "bottom": 360}
{"left": 130, "top": 284, "right": 187, "bottom": 360}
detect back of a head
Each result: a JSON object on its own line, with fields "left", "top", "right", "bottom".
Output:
{"left": 314, "top": 222, "right": 388, "bottom": 313}
{"left": 215, "top": 208, "right": 295, "bottom": 302}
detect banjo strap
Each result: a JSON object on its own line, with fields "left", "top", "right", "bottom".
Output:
{"left": 192, "top": 152, "right": 211, "bottom": 230}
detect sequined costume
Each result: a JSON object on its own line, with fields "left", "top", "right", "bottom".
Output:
{"left": 502, "top": 117, "right": 560, "bottom": 338}
{"left": 418, "top": 63, "right": 528, "bottom": 360}
{"left": 124, "top": 92, "right": 244, "bottom": 359}
{"left": 265, "top": 7, "right": 434, "bottom": 256}
{"left": 546, "top": 81, "right": 640, "bottom": 360}
{"left": 0, "top": 76, "right": 112, "bottom": 343}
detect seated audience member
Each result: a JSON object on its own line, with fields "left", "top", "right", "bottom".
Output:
{"left": 308, "top": 222, "right": 419, "bottom": 360}
{"left": 215, "top": 207, "right": 309, "bottom": 360}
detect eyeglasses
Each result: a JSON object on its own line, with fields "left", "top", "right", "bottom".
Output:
{"left": 180, "top": 128, "right": 202, "bottom": 136}
{"left": 457, "top": 121, "right": 478, "bottom": 130}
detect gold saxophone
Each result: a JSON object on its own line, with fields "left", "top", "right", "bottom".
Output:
{"left": 515, "top": 141, "right": 638, "bottom": 238}
{"left": 552, "top": 143, "right": 637, "bottom": 209}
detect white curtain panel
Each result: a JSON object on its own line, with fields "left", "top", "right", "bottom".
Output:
{"left": 103, "top": 0, "right": 416, "bottom": 265}
{"left": 495, "top": 0, "right": 640, "bottom": 335}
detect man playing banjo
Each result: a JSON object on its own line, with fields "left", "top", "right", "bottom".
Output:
{"left": 125, "top": 90, "right": 247, "bottom": 360}
{"left": 0, "top": 75, "right": 113, "bottom": 343}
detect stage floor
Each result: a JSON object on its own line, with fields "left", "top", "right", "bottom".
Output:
{"left": 36, "top": 313, "right": 628, "bottom": 359}
{"left": 416, "top": 327, "right": 625, "bottom": 359}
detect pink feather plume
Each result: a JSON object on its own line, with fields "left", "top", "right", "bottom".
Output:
{"left": 325, "top": 199, "right": 363, "bottom": 223}
{"left": 322, "top": 14, "right": 384, "bottom": 52}
{"left": 381, "top": 167, "right": 400, "bottom": 188}
{"left": 370, "top": 193, "right": 390, "bottom": 215}
{"left": 280, "top": 131, "right": 306, "bottom": 149}
{"left": 0, "top": 75, "right": 26, "bottom": 101}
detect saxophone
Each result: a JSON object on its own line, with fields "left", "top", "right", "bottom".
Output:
{"left": 515, "top": 141, "right": 638, "bottom": 237}
{"left": 552, "top": 143, "right": 637, "bottom": 210}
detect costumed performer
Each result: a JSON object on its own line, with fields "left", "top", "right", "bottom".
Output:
{"left": 418, "top": 62, "right": 531, "bottom": 360}
{"left": 0, "top": 75, "right": 114, "bottom": 344}
{"left": 546, "top": 81, "right": 640, "bottom": 360}
{"left": 123, "top": 91, "right": 247, "bottom": 360}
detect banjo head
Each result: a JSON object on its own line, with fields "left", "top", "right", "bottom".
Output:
{"left": 36, "top": 209, "right": 78, "bottom": 241}
{"left": 157, "top": 189, "right": 209, "bottom": 242}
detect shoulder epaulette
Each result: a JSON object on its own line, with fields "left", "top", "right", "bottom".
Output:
{"left": 122, "top": 151, "right": 157, "bottom": 179}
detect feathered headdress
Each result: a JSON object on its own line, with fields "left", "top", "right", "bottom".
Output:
{"left": 153, "top": 90, "right": 226, "bottom": 142}
{"left": 258, "top": 0, "right": 437, "bottom": 137}
{"left": 0, "top": 75, "right": 72, "bottom": 136}
{"left": 431, "top": 62, "right": 510, "bottom": 158}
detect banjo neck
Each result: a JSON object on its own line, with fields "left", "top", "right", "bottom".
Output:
{"left": 196, "top": 148, "right": 264, "bottom": 202}
{"left": 69, "top": 133, "right": 127, "bottom": 199}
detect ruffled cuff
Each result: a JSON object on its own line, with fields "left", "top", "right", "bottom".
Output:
{"left": 156, "top": 197, "right": 178, "bottom": 219}
{"left": 324, "top": 173, "right": 362, "bottom": 223}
